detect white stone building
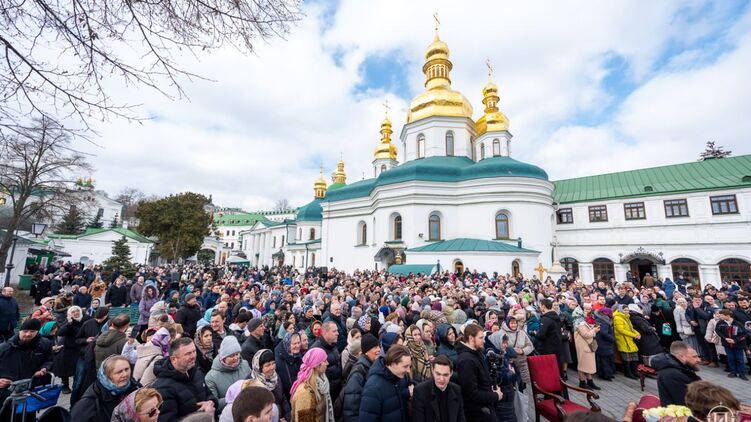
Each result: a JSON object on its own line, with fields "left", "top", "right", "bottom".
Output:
{"left": 47, "top": 227, "right": 154, "bottom": 265}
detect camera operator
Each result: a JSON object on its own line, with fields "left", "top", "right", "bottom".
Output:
{"left": 0, "top": 318, "right": 54, "bottom": 420}
{"left": 455, "top": 323, "right": 502, "bottom": 422}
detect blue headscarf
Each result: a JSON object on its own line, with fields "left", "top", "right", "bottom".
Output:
{"left": 98, "top": 357, "right": 132, "bottom": 396}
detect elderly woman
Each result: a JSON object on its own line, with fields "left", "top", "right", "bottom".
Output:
{"left": 290, "top": 348, "right": 333, "bottom": 422}
{"left": 502, "top": 316, "right": 534, "bottom": 383}
{"left": 112, "top": 387, "right": 163, "bottom": 422}
{"left": 134, "top": 327, "right": 171, "bottom": 386}
{"left": 70, "top": 355, "right": 139, "bottom": 422}
{"left": 573, "top": 304, "right": 600, "bottom": 390}
{"left": 275, "top": 331, "right": 303, "bottom": 402}
{"left": 220, "top": 348, "right": 289, "bottom": 422}
{"left": 613, "top": 305, "right": 641, "bottom": 379}
{"left": 55, "top": 305, "right": 84, "bottom": 394}
{"left": 205, "top": 336, "right": 251, "bottom": 412}
{"left": 673, "top": 297, "right": 699, "bottom": 353}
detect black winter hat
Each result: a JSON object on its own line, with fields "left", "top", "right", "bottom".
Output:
{"left": 20, "top": 318, "right": 41, "bottom": 331}
{"left": 361, "top": 333, "right": 379, "bottom": 354}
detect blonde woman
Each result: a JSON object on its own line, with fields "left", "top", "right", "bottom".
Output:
{"left": 290, "top": 348, "right": 333, "bottom": 422}
{"left": 112, "top": 387, "right": 163, "bottom": 422}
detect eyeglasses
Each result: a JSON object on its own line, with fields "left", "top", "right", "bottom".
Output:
{"left": 140, "top": 405, "right": 161, "bottom": 417}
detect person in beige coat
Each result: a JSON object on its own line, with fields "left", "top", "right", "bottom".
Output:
{"left": 502, "top": 316, "right": 534, "bottom": 383}
{"left": 573, "top": 305, "right": 601, "bottom": 391}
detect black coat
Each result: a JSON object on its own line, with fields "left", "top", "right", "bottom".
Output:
{"left": 0, "top": 295, "right": 20, "bottom": 332}
{"left": 105, "top": 284, "right": 129, "bottom": 307}
{"left": 73, "top": 293, "right": 92, "bottom": 309}
{"left": 55, "top": 319, "right": 82, "bottom": 377}
{"left": 342, "top": 355, "right": 373, "bottom": 422}
{"left": 175, "top": 304, "right": 203, "bottom": 337}
{"left": 358, "top": 357, "right": 409, "bottom": 422}
{"left": 651, "top": 353, "right": 701, "bottom": 406}
{"left": 454, "top": 342, "right": 498, "bottom": 422}
{"left": 537, "top": 311, "right": 563, "bottom": 358}
{"left": 312, "top": 337, "right": 343, "bottom": 399}
{"left": 412, "top": 380, "right": 466, "bottom": 422}
{"left": 0, "top": 334, "right": 54, "bottom": 402}
{"left": 151, "top": 358, "right": 217, "bottom": 422}
{"left": 274, "top": 340, "right": 302, "bottom": 401}
{"left": 594, "top": 311, "right": 616, "bottom": 356}
{"left": 70, "top": 378, "right": 138, "bottom": 422}
{"left": 630, "top": 313, "right": 663, "bottom": 356}
{"left": 241, "top": 334, "right": 263, "bottom": 363}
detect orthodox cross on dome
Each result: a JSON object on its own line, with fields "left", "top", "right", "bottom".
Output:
{"left": 534, "top": 262, "right": 547, "bottom": 280}
{"left": 382, "top": 99, "right": 391, "bottom": 117}
{"left": 486, "top": 58, "right": 493, "bottom": 80}
{"left": 433, "top": 12, "right": 440, "bottom": 32}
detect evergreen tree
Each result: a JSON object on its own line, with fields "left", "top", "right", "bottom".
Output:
{"left": 699, "top": 141, "right": 732, "bottom": 160}
{"left": 88, "top": 209, "right": 104, "bottom": 228}
{"left": 56, "top": 206, "right": 86, "bottom": 234}
{"left": 109, "top": 214, "right": 119, "bottom": 228}
{"left": 102, "top": 236, "right": 136, "bottom": 279}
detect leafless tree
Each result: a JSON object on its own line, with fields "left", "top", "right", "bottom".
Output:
{"left": 0, "top": 0, "right": 301, "bottom": 130}
{"left": 274, "top": 198, "right": 290, "bottom": 211}
{"left": 115, "top": 186, "right": 145, "bottom": 219}
{"left": 0, "top": 116, "right": 91, "bottom": 266}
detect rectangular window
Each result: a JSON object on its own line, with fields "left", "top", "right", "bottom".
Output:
{"left": 557, "top": 208, "right": 574, "bottom": 224}
{"left": 624, "top": 202, "right": 646, "bottom": 220}
{"left": 664, "top": 199, "right": 689, "bottom": 218}
{"left": 588, "top": 205, "right": 608, "bottom": 222}
{"left": 710, "top": 195, "right": 738, "bottom": 215}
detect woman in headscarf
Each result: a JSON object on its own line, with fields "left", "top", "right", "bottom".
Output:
{"left": 502, "top": 315, "right": 534, "bottom": 384}
{"left": 206, "top": 336, "right": 251, "bottom": 412}
{"left": 194, "top": 325, "right": 216, "bottom": 373}
{"left": 138, "top": 284, "right": 159, "bottom": 337}
{"left": 290, "top": 348, "right": 333, "bottom": 422}
{"left": 134, "top": 327, "right": 171, "bottom": 386}
{"left": 356, "top": 314, "right": 371, "bottom": 335}
{"left": 70, "top": 355, "right": 139, "bottom": 422}
{"left": 275, "top": 331, "right": 303, "bottom": 402}
{"left": 306, "top": 320, "right": 322, "bottom": 346}
{"left": 341, "top": 328, "right": 362, "bottom": 377}
{"left": 111, "top": 387, "right": 163, "bottom": 422}
{"left": 404, "top": 324, "right": 431, "bottom": 382}
{"left": 147, "top": 300, "right": 173, "bottom": 328}
{"left": 573, "top": 304, "right": 600, "bottom": 390}
{"left": 435, "top": 323, "right": 458, "bottom": 363}
{"left": 85, "top": 297, "right": 100, "bottom": 318}
{"left": 56, "top": 305, "right": 83, "bottom": 394}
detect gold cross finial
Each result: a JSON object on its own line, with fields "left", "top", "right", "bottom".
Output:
{"left": 534, "top": 262, "right": 547, "bottom": 280}
{"left": 319, "top": 162, "right": 324, "bottom": 175}
{"left": 382, "top": 99, "right": 391, "bottom": 117}
{"left": 486, "top": 58, "right": 493, "bottom": 80}
{"left": 433, "top": 12, "right": 440, "bottom": 32}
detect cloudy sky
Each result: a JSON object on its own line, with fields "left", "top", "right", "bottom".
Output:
{"left": 77, "top": 0, "right": 751, "bottom": 211}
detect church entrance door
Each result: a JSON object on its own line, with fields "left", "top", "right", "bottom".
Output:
{"left": 629, "top": 259, "right": 657, "bottom": 288}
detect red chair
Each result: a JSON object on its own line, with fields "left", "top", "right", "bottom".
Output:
{"left": 528, "top": 354, "right": 601, "bottom": 422}
{"left": 632, "top": 394, "right": 660, "bottom": 422}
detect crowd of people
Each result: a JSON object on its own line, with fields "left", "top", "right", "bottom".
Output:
{"left": 0, "top": 262, "right": 749, "bottom": 422}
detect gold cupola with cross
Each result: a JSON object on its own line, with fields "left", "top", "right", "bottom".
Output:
{"left": 313, "top": 164, "right": 328, "bottom": 199}
{"left": 406, "top": 15, "right": 473, "bottom": 124}
{"left": 373, "top": 100, "right": 399, "bottom": 177}
{"left": 332, "top": 157, "right": 347, "bottom": 185}
{"left": 476, "top": 60, "right": 509, "bottom": 136}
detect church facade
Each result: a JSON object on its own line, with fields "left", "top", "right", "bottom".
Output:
{"left": 241, "top": 31, "right": 751, "bottom": 288}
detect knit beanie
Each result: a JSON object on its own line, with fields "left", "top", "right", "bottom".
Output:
{"left": 20, "top": 318, "right": 41, "bottom": 331}
{"left": 219, "top": 336, "right": 242, "bottom": 359}
{"left": 361, "top": 333, "right": 379, "bottom": 354}
{"left": 247, "top": 318, "right": 263, "bottom": 332}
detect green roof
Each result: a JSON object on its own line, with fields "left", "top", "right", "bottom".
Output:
{"left": 408, "top": 238, "right": 539, "bottom": 253}
{"left": 325, "top": 156, "right": 549, "bottom": 202}
{"left": 48, "top": 227, "right": 154, "bottom": 243}
{"left": 296, "top": 199, "right": 322, "bottom": 222}
{"left": 328, "top": 182, "right": 346, "bottom": 191}
{"left": 387, "top": 264, "right": 437, "bottom": 275}
{"left": 553, "top": 154, "right": 751, "bottom": 204}
{"left": 213, "top": 212, "right": 267, "bottom": 226}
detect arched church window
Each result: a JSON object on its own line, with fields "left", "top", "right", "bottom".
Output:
{"left": 480, "top": 143, "right": 486, "bottom": 160}
{"left": 394, "top": 215, "right": 402, "bottom": 240}
{"left": 358, "top": 221, "right": 367, "bottom": 245}
{"left": 446, "top": 131, "right": 454, "bottom": 156}
{"left": 417, "top": 134, "right": 426, "bottom": 159}
{"left": 309, "top": 228, "right": 315, "bottom": 240}
{"left": 428, "top": 214, "right": 441, "bottom": 241}
{"left": 493, "top": 139, "right": 501, "bottom": 156}
{"left": 495, "top": 212, "right": 509, "bottom": 239}
{"left": 381, "top": 164, "right": 386, "bottom": 173}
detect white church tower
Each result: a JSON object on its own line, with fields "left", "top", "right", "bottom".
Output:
{"left": 372, "top": 115, "right": 398, "bottom": 177}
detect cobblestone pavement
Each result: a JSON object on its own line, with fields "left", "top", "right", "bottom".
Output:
{"left": 53, "top": 363, "right": 751, "bottom": 420}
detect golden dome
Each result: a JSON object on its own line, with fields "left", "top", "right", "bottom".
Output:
{"left": 406, "top": 32, "right": 473, "bottom": 124}
{"left": 374, "top": 116, "right": 397, "bottom": 160}
{"left": 332, "top": 158, "right": 347, "bottom": 184}
{"left": 313, "top": 165, "right": 327, "bottom": 199}
{"left": 475, "top": 79, "right": 509, "bottom": 135}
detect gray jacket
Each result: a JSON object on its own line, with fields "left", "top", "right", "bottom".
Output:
{"left": 204, "top": 356, "right": 251, "bottom": 411}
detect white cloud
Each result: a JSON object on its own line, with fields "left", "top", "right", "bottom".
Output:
{"left": 72, "top": 0, "right": 751, "bottom": 210}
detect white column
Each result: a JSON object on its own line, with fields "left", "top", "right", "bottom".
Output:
{"left": 579, "top": 262, "right": 594, "bottom": 285}
{"left": 699, "top": 265, "right": 721, "bottom": 289}
{"left": 614, "top": 264, "right": 629, "bottom": 283}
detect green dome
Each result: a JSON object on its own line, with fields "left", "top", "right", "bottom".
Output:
{"left": 325, "top": 156, "right": 548, "bottom": 202}
{"left": 296, "top": 198, "right": 322, "bottom": 221}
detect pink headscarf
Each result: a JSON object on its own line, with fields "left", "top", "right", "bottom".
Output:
{"left": 289, "top": 348, "right": 327, "bottom": 397}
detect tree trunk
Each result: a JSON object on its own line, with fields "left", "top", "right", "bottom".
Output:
{"left": 0, "top": 206, "right": 24, "bottom": 268}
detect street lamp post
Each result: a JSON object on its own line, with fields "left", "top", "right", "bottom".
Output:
{"left": 3, "top": 234, "right": 18, "bottom": 288}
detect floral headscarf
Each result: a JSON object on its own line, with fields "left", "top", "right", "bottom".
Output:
{"left": 283, "top": 331, "right": 302, "bottom": 357}
{"left": 357, "top": 315, "right": 371, "bottom": 332}
{"left": 250, "top": 349, "right": 278, "bottom": 390}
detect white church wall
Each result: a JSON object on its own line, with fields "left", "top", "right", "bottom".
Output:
{"left": 400, "top": 116, "right": 476, "bottom": 162}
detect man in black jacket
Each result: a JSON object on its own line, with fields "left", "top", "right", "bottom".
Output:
{"left": 651, "top": 341, "right": 701, "bottom": 406}
{"left": 536, "top": 299, "right": 564, "bottom": 371}
{"left": 175, "top": 294, "right": 203, "bottom": 338}
{"left": 312, "top": 320, "right": 343, "bottom": 399}
{"left": 105, "top": 277, "right": 129, "bottom": 307}
{"left": 152, "top": 337, "right": 217, "bottom": 421}
{"left": 241, "top": 318, "right": 265, "bottom": 363}
{"left": 455, "top": 323, "right": 501, "bottom": 422}
{"left": 413, "top": 355, "right": 466, "bottom": 422}
{"left": 70, "top": 307, "right": 109, "bottom": 405}
{"left": 0, "top": 318, "right": 54, "bottom": 420}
